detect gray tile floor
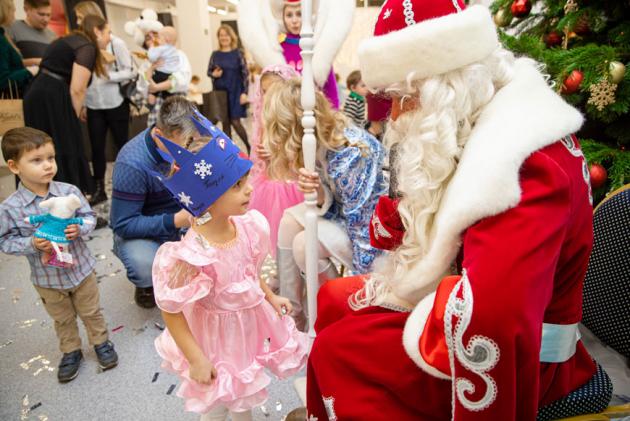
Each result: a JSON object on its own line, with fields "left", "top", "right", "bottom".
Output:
{"left": 0, "top": 190, "right": 303, "bottom": 421}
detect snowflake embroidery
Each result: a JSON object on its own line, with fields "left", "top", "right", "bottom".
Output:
{"left": 383, "top": 8, "right": 392, "bottom": 19}
{"left": 308, "top": 415, "right": 319, "bottom": 421}
{"left": 177, "top": 192, "right": 193, "bottom": 207}
{"left": 372, "top": 215, "right": 392, "bottom": 239}
{"left": 194, "top": 159, "right": 213, "bottom": 179}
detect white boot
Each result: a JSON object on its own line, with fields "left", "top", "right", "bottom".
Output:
{"left": 277, "top": 246, "right": 306, "bottom": 331}
{"left": 200, "top": 406, "right": 228, "bottom": 421}
{"left": 229, "top": 410, "right": 253, "bottom": 421}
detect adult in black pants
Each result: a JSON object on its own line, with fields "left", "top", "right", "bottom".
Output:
{"left": 23, "top": 15, "right": 110, "bottom": 194}
{"left": 75, "top": 2, "right": 135, "bottom": 205}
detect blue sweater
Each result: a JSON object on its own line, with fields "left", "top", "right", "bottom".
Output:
{"left": 110, "top": 128, "right": 181, "bottom": 241}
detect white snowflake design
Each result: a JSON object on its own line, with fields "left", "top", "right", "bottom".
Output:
{"left": 193, "top": 159, "right": 213, "bottom": 179}
{"left": 383, "top": 8, "right": 392, "bottom": 19}
{"left": 177, "top": 192, "right": 193, "bottom": 207}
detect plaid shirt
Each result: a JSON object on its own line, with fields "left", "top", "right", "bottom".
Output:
{"left": 0, "top": 182, "right": 96, "bottom": 289}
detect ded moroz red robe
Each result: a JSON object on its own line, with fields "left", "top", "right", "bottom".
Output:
{"left": 307, "top": 59, "right": 600, "bottom": 421}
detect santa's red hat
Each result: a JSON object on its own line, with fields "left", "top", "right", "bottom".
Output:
{"left": 358, "top": 1, "right": 498, "bottom": 88}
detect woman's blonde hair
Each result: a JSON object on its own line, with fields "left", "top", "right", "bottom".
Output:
{"left": 73, "top": 1, "right": 104, "bottom": 20}
{"left": 0, "top": 0, "right": 15, "bottom": 27}
{"left": 217, "top": 24, "right": 238, "bottom": 50}
{"left": 262, "top": 78, "right": 348, "bottom": 180}
{"left": 352, "top": 48, "right": 518, "bottom": 309}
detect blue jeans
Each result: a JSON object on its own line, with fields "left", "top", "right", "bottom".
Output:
{"left": 113, "top": 235, "right": 164, "bottom": 289}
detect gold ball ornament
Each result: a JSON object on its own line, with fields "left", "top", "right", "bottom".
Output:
{"left": 493, "top": 9, "right": 511, "bottom": 27}
{"left": 609, "top": 61, "right": 626, "bottom": 84}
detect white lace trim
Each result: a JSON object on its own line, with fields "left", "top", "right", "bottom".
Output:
{"left": 372, "top": 215, "right": 393, "bottom": 239}
{"left": 560, "top": 135, "right": 593, "bottom": 205}
{"left": 323, "top": 396, "right": 338, "bottom": 421}
{"left": 402, "top": 0, "right": 415, "bottom": 26}
{"left": 444, "top": 270, "right": 499, "bottom": 416}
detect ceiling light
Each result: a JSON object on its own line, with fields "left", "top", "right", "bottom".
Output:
{"left": 207, "top": 5, "right": 217, "bottom": 12}
{"left": 226, "top": 0, "right": 239, "bottom": 4}
{"left": 217, "top": 9, "right": 227, "bottom": 15}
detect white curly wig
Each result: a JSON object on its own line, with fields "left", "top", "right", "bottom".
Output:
{"left": 352, "top": 47, "right": 521, "bottom": 309}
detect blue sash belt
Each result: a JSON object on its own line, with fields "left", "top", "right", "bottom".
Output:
{"left": 540, "top": 323, "right": 581, "bottom": 363}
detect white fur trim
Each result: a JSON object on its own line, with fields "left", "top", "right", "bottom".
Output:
{"left": 312, "top": 0, "right": 355, "bottom": 85}
{"left": 358, "top": 5, "right": 498, "bottom": 88}
{"left": 392, "top": 59, "right": 584, "bottom": 304}
{"left": 402, "top": 292, "right": 451, "bottom": 379}
{"left": 238, "top": 0, "right": 285, "bottom": 68}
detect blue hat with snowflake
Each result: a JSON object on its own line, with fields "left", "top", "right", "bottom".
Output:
{"left": 153, "top": 110, "right": 252, "bottom": 217}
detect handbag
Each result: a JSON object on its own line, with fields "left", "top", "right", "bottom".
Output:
{"left": 0, "top": 81, "right": 24, "bottom": 136}
{"left": 111, "top": 40, "right": 139, "bottom": 108}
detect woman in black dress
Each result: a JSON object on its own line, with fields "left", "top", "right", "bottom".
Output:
{"left": 23, "top": 14, "right": 110, "bottom": 193}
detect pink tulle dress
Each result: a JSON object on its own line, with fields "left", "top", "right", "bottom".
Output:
{"left": 248, "top": 65, "right": 303, "bottom": 255}
{"left": 152, "top": 210, "right": 309, "bottom": 414}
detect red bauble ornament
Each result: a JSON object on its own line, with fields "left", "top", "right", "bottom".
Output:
{"left": 589, "top": 164, "right": 607, "bottom": 189}
{"left": 511, "top": 0, "right": 532, "bottom": 18}
{"left": 561, "top": 70, "right": 584, "bottom": 94}
{"left": 545, "top": 31, "right": 563, "bottom": 47}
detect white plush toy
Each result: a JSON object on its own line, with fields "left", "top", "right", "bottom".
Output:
{"left": 24, "top": 194, "right": 94, "bottom": 266}
{"left": 124, "top": 8, "right": 163, "bottom": 47}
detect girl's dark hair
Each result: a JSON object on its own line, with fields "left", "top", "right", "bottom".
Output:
{"left": 75, "top": 14, "right": 108, "bottom": 78}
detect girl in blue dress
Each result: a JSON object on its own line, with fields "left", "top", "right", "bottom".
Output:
{"left": 208, "top": 25, "right": 249, "bottom": 153}
{"left": 262, "top": 78, "right": 387, "bottom": 330}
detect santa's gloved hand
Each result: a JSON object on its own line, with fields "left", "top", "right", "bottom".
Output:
{"left": 369, "top": 195, "right": 405, "bottom": 250}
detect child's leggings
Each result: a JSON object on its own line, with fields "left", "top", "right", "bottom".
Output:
{"left": 200, "top": 406, "right": 252, "bottom": 421}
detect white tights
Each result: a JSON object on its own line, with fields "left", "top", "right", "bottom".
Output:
{"left": 200, "top": 406, "right": 252, "bottom": 421}
{"left": 277, "top": 212, "right": 332, "bottom": 272}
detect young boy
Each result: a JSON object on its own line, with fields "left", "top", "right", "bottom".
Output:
{"left": 342, "top": 70, "right": 369, "bottom": 128}
{"left": 0, "top": 127, "right": 118, "bottom": 383}
{"left": 147, "top": 26, "right": 181, "bottom": 99}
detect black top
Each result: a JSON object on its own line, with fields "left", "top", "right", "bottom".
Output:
{"left": 40, "top": 34, "right": 96, "bottom": 84}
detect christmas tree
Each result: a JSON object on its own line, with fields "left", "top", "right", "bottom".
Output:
{"left": 490, "top": 0, "right": 629, "bottom": 202}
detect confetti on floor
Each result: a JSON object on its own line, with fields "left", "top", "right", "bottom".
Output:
{"left": 166, "top": 384, "right": 176, "bottom": 395}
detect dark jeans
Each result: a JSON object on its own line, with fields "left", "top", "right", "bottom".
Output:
{"left": 87, "top": 101, "right": 130, "bottom": 180}
{"left": 112, "top": 234, "right": 163, "bottom": 289}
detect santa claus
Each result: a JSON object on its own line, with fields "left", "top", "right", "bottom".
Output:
{"left": 306, "top": 0, "right": 612, "bottom": 420}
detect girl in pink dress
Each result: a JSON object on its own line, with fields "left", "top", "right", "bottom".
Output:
{"left": 151, "top": 114, "right": 308, "bottom": 421}
{"left": 248, "top": 64, "right": 303, "bottom": 256}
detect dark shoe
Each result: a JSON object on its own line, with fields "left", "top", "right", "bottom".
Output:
{"left": 57, "top": 350, "right": 83, "bottom": 383}
{"left": 94, "top": 340, "right": 118, "bottom": 370}
{"left": 134, "top": 286, "right": 156, "bottom": 309}
{"left": 95, "top": 216, "right": 109, "bottom": 229}
{"left": 89, "top": 179, "right": 108, "bottom": 206}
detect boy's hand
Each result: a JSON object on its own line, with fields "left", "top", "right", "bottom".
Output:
{"left": 65, "top": 224, "right": 80, "bottom": 241}
{"left": 266, "top": 293, "right": 293, "bottom": 317}
{"left": 32, "top": 237, "right": 53, "bottom": 253}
